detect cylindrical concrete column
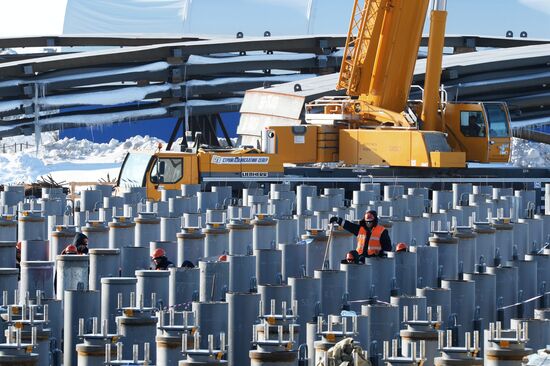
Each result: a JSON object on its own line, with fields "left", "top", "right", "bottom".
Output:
{"left": 192, "top": 301, "right": 228, "bottom": 349}
{"left": 227, "top": 219, "right": 253, "bottom": 255}
{"left": 252, "top": 214, "right": 277, "bottom": 250}
{"left": 328, "top": 227, "right": 354, "bottom": 270}
{"left": 81, "top": 221, "right": 109, "bottom": 248}
{"left": 304, "top": 229, "right": 328, "bottom": 277}
{"left": 55, "top": 254, "right": 89, "bottom": 300}
{"left": 453, "top": 226, "right": 477, "bottom": 274}
{"left": 276, "top": 217, "right": 298, "bottom": 246}
{"left": 314, "top": 269, "right": 345, "bottom": 316}
{"left": 89, "top": 248, "right": 120, "bottom": 291}
{"left": 487, "top": 265, "right": 518, "bottom": 328}
{"left": 50, "top": 225, "right": 77, "bottom": 260}
{"left": 411, "top": 245, "right": 438, "bottom": 288}
{"left": 416, "top": 287, "right": 451, "bottom": 329}
{"left": 169, "top": 267, "right": 199, "bottom": 307}
{"left": 464, "top": 268, "right": 497, "bottom": 333}
{"left": 279, "top": 243, "right": 306, "bottom": 281}
{"left": 255, "top": 248, "right": 282, "bottom": 286}
{"left": 390, "top": 295, "right": 427, "bottom": 330}
{"left": 20, "top": 261, "right": 54, "bottom": 300}
{"left": 0, "top": 215, "right": 17, "bottom": 241}
{"left": 362, "top": 303, "right": 399, "bottom": 346}
{"left": 491, "top": 218, "right": 514, "bottom": 262}
{"left": 441, "top": 279, "right": 475, "bottom": 346}
{"left": 100, "top": 277, "right": 137, "bottom": 333}
{"left": 288, "top": 277, "right": 320, "bottom": 345}
{"left": 0, "top": 268, "right": 19, "bottom": 300}
{"left": 177, "top": 227, "right": 205, "bottom": 267}
{"left": 228, "top": 255, "right": 255, "bottom": 293}
{"left": 135, "top": 212, "right": 160, "bottom": 247}
{"left": 21, "top": 240, "right": 49, "bottom": 262}
{"left": 117, "top": 309, "right": 158, "bottom": 362}
{"left": 258, "top": 284, "right": 292, "bottom": 315}
{"left": 204, "top": 223, "right": 229, "bottom": 258}
{"left": 473, "top": 222, "right": 496, "bottom": 265}
{"left": 136, "top": 269, "right": 170, "bottom": 307}
{"left": 64, "top": 290, "right": 100, "bottom": 366}
{"left": 18, "top": 211, "right": 46, "bottom": 241}
{"left": 390, "top": 250, "right": 417, "bottom": 295}
{"left": 120, "top": 246, "right": 150, "bottom": 276}
{"left": 366, "top": 256, "right": 396, "bottom": 302}
{"left": 228, "top": 292, "right": 260, "bottom": 366}
{"left": 199, "top": 260, "right": 229, "bottom": 302}
{"left": 160, "top": 216, "right": 181, "bottom": 242}
{"left": 0, "top": 241, "right": 16, "bottom": 267}
{"left": 429, "top": 231, "right": 459, "bottom": 280}
{"left": 108, "top": 216, "right": 135, "bottom": 249}
{"left": 340, "top": 263, "right": 371, "bottom": 301}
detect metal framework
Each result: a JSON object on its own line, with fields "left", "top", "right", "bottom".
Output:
{"left": 337, "top": 0, "right": 387, "bottom": 95}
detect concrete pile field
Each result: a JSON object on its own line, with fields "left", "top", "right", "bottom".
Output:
{"left": 0, "top": 182, "right": 549, "bottom": 365}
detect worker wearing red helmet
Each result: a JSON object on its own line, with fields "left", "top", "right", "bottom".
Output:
{"left": 395, "top": 242, "right": 408, "bottom": 253}
{"left": 61, "top": 244, "right": 79, "bottom": 255}
{"left": 330, "top": 210, "right": 392, "bottom": 259}
{"left": 151, "top": 248, "right": 174, "bottom": 270}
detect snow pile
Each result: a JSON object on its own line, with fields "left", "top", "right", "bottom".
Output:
{"left": 0, "top": 135, "right": 165, "bottom": 184}
{"left": 510, "top": 137, "right": 550, "bottom": 168}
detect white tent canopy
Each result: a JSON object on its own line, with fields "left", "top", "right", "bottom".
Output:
{"left": 63, "top": 0, "right": 355, "bottom": 37}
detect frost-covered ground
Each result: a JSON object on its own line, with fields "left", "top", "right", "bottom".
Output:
{"left": 0, "top": 134, "right": 547, "bottom": 185}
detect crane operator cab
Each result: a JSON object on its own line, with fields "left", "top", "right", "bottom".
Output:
{"left": 444, "top": 102, "right": 511, "bottom": 163}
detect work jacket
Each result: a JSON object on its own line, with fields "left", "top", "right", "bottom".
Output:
{"left": 342, "top": 220, "right": 392, "bottom": 257}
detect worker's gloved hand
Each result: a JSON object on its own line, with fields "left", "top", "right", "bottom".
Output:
{"left": 329, "top": 216, "right": 342, "bottom": 225}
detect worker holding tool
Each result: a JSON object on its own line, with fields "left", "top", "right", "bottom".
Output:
{"left": 151, "top": 248, "right": 174, "bottom": 270}
{"left": 330, "top": 210, "right": 392, "bottom": 260}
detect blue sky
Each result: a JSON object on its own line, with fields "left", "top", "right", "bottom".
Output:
{"left": 0, "top": 0, "right": 548, "bottom": 39}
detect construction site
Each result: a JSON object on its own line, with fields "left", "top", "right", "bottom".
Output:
{"left": 0, "top": 0, "right": 549, "bottom": 365}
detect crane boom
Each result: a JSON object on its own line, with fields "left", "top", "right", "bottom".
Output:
{"left": 337, "top": 0, "right": 388, "bottom": 95}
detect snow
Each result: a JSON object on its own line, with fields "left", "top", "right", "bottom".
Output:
{"left": 0, "top": 134, "right": 163, "bottom": 184}
{"left": 510, "top": 137, "right": 550, "bottom": 168}
{"left": 184, "top": 73, "right": 317, "bottom": 87}
{"left": 186, "top": 53, "right": 317, "bottom": 65}
{"left": 0, "top": 134, "right": 547, "bottom": 186}
{"left": 40, "top": 84, "right": 171, "bottom": 107}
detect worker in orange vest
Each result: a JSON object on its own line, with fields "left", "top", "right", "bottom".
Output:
{"left": 330, "top": 210, "right": 392, "bottom": 259}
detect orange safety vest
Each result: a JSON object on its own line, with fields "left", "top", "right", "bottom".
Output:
{"left": 356, "top": 225, "right": 385, "bottom": 256}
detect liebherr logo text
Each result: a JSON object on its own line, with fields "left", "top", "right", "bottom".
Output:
{"left": 211, "top": 156, "right": 270, "bottom": 164}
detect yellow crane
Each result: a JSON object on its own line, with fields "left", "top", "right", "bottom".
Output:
{"left": 116, "top": 0, "right": 520, "bottom": 200}
{"left": 306, "top": 0, "right": 512, "bottom": 166}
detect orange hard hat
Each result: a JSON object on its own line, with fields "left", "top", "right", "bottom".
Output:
{"left": 151, "top": 248, "right": 166, "bottom": 259}
{"left": 65, "top": 244, "right": 78, "bottom": 254}
{"left": 218, "top": 254, "right": 227, "bottom": 262}
{"left": 396, "top": 242, "right": 408, "bottom": 252}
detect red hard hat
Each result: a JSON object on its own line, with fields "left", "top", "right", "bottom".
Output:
{"left": 218, "top": 254, "right": 227, "bottom": 262}
{"left": 151, "top": 248, "right": 166, "bottom": 259}
{"left": 396, "top": 242, "right": 408, "bottom": 252}
{"left": 65, "top": 244, "right": 78, "bottom": 254}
